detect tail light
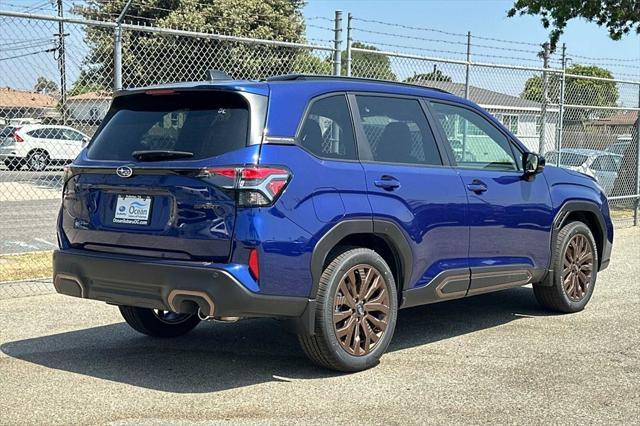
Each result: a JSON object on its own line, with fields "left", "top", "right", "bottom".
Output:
{"left": 13, "top": 128, "right": 24, "bottom": 143}
{"left": 202, "top": 165, "right": 291, "bottom": 207}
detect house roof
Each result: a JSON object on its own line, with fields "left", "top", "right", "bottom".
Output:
{"left": 68, "top": 91, "right": 112, "bottom": 101}
{"left": 591, "top": 111, "right": 638, "bottom": 126}
{"left": 412, "top": 80, "right": 545, "bottom": 110}
{"left": 0, "top": 87, "right": 57, "bottom": 109}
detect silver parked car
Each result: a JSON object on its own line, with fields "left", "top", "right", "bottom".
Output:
{"left": 545, "top": 148, "right": 623, "bottom": 195}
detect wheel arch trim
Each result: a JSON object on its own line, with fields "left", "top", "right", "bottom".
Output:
{"left": 309, "top": 219, "right": 413, "bottom": 299}
{"left": 540, "top": 200, "right": 610, "bottom": 286}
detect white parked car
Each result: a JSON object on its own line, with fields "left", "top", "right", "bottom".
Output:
{"left": 545, "top": 148, "right": 623, "bottom": 195}
{"left": 0, "top": 124, "right": 90, "bottom": 171}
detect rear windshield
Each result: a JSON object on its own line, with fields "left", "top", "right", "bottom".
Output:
{"left": 87, "top": 91, "right": 249, "bottom": 161}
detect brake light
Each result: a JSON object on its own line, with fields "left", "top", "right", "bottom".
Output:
{"left": 201, "top": 165, "right": 291, "bottom": 207}
{"left": 14, "top": 130, "right": 24, "bottom": 143}
{"left": 144, "top": 89, "right": 176, "bottom": 96}
{"left": 248, "top": 249, "right": 259, "bottom": 280}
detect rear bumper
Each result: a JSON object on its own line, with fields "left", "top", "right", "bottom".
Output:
{"left": 53, "top": 249, "right": 309, "bottom": 319}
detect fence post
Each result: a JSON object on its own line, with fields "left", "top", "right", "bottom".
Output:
{"left": 464, "top": 31, "right": 471, "bottom": 99}
{"left": 56, "top": 0, "right": 67, "bottom": 125}
{"left": 113, "top": 0, "right": 133, "bottom": 91}
{"left": 333, "top": 10, "right": 343, "bottom": 76}
{"left": 346, "top": 13, "right": 352, "bottom": 77}
{"left": 538, "top": 42, "right": 550, "bottom": 155}
{"left": 556, "top": 43, "right": 566, "bottom": 166}
{"left": 635, "top": 85, "right": 640, "bottom": 226}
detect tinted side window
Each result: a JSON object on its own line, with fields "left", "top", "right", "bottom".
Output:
{"left": 592, "top": 155, "right": 618, "bottom": 172}
{"left": 430, "top": 102, "right": 519, "bottom": 171}
{"left": 355, "top": 95, "right": 442, "bottom": 166}
{"left": 298, "top": 95, "right": 357, "bottom": 160}
{"left": 62, "top": 129, "right": 84, "bottom": 141}
{"left": 27, "top": 129, "right": 43, "bottom": 138}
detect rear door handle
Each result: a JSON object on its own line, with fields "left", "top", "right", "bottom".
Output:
{"left": 374, "top": 175, "right": 401, "bottom": 190}
{"left": 466, "top": 179, "right": 487, "bottom": 193}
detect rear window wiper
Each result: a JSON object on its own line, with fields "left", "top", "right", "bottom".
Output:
{"left": 132, "top": 150, "right": 194, "bottom": 161}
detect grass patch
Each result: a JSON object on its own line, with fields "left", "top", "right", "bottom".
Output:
{"left": 0, "top": 251, "right": 52, "bottom": 282}
{"left": 610, "top": 207, "right": 636, "bottom": 220}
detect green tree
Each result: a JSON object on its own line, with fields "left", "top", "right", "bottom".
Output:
{"left": 521, "top": 64, "right": 619, "bottom": 120}
{"left": 404, "top": 69, "right": 452, "bottom": 83}
{"left": 34, "top": 76, "right": 58, "bottom": 94}
{"left": 340, "top": 42, "right": 396, "bottom": 81}
{"left": 508, "top": 0, "right": 640, "bottom": 51}
{"left": 73, "top": 0, "right": 307, "bottom": 88}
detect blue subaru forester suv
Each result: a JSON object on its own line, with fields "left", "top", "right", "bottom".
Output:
{"left": 54, "top": 74, "right": 613, "bottom": 372}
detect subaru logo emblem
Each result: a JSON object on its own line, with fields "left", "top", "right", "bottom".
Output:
{"left": 116, "top": 166, "right": 133, "bottom": 178}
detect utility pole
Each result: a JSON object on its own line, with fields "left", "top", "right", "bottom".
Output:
{"left": 464, "top": 31, "right": 471, "bottom": 99}
{"left": 332, "top": 10, "right": 343, "bottom": 77}
{"left": 346, "top": 12, "right": 352, "bottom": 77}
{"left": 556, "top": 43, "right": 567, "bottom": 165}
{"left": 538, "top": 41, "right": 550, "bottom": 155}
{"left": 56, "top": 0, "right": 66, "bottom": 124}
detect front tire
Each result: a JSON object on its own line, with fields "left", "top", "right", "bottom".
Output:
{"left": 298, "top": 248, "right": 398, "bottom": 372}
{"left": 119, "top": 306, "right": 200, "bottom": 337}
{"left": 533, "top": 221, "right": 598, "bottom": 313}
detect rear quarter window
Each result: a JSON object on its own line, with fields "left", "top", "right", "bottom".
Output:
{"left": 88, "top": 91, "right": 249, "bottom": 161}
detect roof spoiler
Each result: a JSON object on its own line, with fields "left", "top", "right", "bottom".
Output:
{"left": 207, "top": 69, "right": 232, "bottom": 81}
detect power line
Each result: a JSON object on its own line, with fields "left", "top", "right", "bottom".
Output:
{"left": 0, "top": 48, "right": 57, "bottom": 62}
{"left": 352, "top": 16, "right": 541, "bottom": 46}
{"left": 352, "top": 39, "right": 467, "bottom": 58}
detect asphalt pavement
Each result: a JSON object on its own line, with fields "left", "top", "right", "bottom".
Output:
{"left": 0, "top": 169, "right": 62, "bottom": 254}
{"left": 0, "top": 227, "right": 638, "bottom": 425}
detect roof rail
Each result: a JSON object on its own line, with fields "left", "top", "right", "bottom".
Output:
{"left": 264, "top": 74, "right": 452, "bottom": 94}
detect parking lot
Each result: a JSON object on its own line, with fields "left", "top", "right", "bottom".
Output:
{"left": 0, "top": 227, "right": 637, "bottom": 425}
{"left": 0, "top": 168, "right": 62, "bottom": 254}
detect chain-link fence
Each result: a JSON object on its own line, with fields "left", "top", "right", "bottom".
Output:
{"left": 0, "top": 8, "right": 638, "bottom": 282}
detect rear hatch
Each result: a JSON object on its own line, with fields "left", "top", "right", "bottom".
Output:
{"left": 61, "top": 89, "right": 266, "bottom": 262}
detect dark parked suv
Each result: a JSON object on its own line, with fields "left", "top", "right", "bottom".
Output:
{"left": 54, "top": 75, "right": 613, "bottom": 372}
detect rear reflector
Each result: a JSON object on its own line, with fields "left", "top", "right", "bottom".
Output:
{"left": 248, "top": 249, "right": 259, "bottom": 280}
{"left": 202, "top": 166, "right": 291, "bottom": 207}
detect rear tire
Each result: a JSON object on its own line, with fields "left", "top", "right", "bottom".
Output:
{"left": 4, "top": 158, "right": 21, "bottom": 171}
{"left": 298, "top": 248, "right": 398, "bottom": 372}
{"left": 533, "top": 221, "right": 598, "bottom": 313}
{"left": 26, "top": 150, "right": 49, "bottom": 171}
{"left": 119, "top": 306, "right": 200, "bottom": 337}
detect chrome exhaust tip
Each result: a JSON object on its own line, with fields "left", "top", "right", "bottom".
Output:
{"left": 168, "top": 289, "right": 215, "bottom": 319}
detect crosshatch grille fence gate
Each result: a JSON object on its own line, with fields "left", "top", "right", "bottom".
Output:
{"left": 0, "top": 9, "right": 638, "bottom": 282}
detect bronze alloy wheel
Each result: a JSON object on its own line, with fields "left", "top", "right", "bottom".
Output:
{"left": 562, "top": 234, "right": 594, "bottom": 302}
{"left": 333, "top": 264, "right": 390, "bottom": 356}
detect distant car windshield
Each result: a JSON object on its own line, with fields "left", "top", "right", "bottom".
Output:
{"left": 546, "top": 151, "right": 589, "bottom": 167}
{"left": 87, "top": 91, "right": 249, "bottom": 161}
{"left": 605, "top": 142, "right": 629, "bottom": 156}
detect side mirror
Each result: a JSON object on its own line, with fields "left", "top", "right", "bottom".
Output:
{"left": 523, "top": 152, "right": 545, "bottom": 175}
{"left": 82, "top": 137, "right": 89, "bottom": 146}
